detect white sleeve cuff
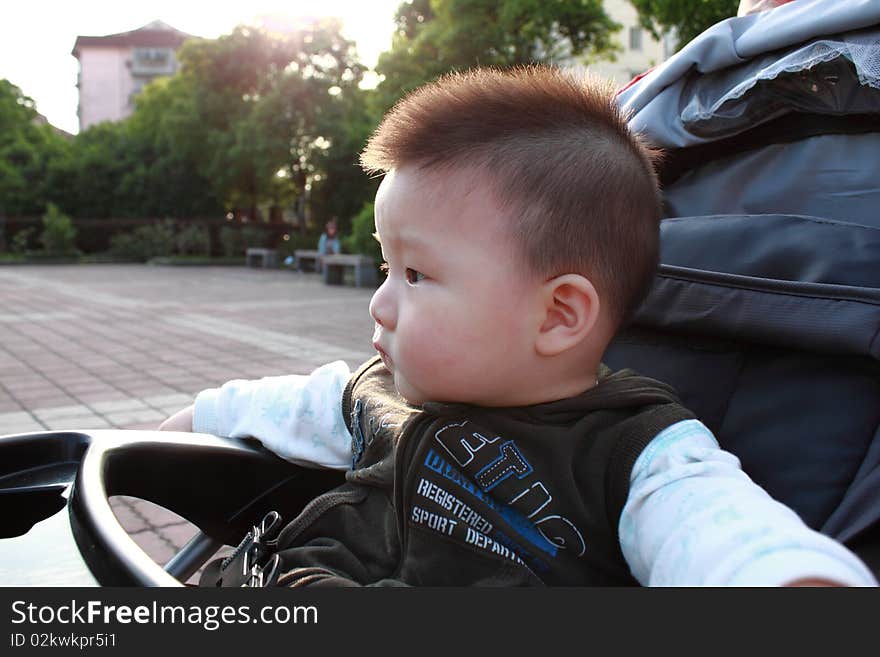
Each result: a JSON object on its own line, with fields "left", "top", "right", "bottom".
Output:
{"left": 193, "top": 386, "right": 222, "bottom": 436}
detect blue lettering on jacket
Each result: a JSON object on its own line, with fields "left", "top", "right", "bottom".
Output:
{"left": 424, "top": 449, "right": 556, "bottom": 556}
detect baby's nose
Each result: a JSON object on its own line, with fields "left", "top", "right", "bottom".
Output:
{"left": 369, "top": 279, "right": 396, "bottom": 329}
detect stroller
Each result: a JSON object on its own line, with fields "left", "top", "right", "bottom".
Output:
{"left": 1, "top": 0, "right": 879, "bottom": 585}
{"left": 609, "top": 0, "right": 880, "bottom": 572}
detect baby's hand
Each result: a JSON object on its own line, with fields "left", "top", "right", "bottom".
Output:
{"left": 158, "top": 404, "right": 195, "bottom": 432}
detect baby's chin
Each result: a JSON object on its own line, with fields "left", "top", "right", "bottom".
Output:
{"left": 390, "top": 372, "right": 431, "bottom": 407}
{"left": 392, "top": 368, "right": 486, "bottom": 407}
{"left": 394, "top": 380, "right": 426, "bottom": 407}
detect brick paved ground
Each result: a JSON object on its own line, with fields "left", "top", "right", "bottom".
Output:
{"left": 0, "top": 263, "right": 375, "bottom": 583}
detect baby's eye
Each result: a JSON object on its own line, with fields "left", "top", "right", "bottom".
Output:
{"left": 405, "top": 268, "right": 425, "bottom": 284}
{"left": 379, "top": 262, "right": 389, "bottom": 276}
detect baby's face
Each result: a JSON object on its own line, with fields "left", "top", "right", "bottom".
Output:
{"left": 369, "top": 166, "right": 542, "bottom": 406}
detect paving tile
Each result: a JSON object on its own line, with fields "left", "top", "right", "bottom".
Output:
{"left": 102, "top": 369, "right": 147, "bottom": 380}
{"left": 110, "top": 497, "right": 150, "bottom": 533}
{"left": 125, "top": 497, "right": 187, "bottom": 526}
{"left": 0, "top": 410, "right": 35, "bottom": 424}
{"left": 6, "top": 379, "right": 53, "bottom": 391}
{"left": 83, "top": 359, "right": 121, "bottom": 369}
{"left": 74, "top": 389, "right": 128, "bottom": 400}
{"left": 89, "top": 398, "right": 149, "bottom": 414}
{"left": 119, "top": 385, "right": 179, "bottom": 398}
{"left": 164, "top": 385, "right": 208, "bottom": 397}
{"left": 15, "top": 395, "right": 77, "bottom": 409}
{"left": 128, "top": 530, "right": 176, "bottom": 566}
{"left": 156, "top": 405, "right": 193, "bottom": 419}
{"left": 102, "top": 408, "right": 165, "bottom": 427}
{"left": 142, "top": 393, "right": 193, "bottom": 408}
{"left": 32, "top": 404, "right": 96, "bottom": 421}
{"left": 158, "top": 522, "right": 199, "bottom": 550}
{"left": 0, "top": 420, "right": 47, "bottom": 435}
{"left": 0, "top": 401, "right": 23, "bottom": 413}
{"left": 36, "top": 365, "right": 87, "bottom": 376}
{"left": 1, "top": 264, "right": 374, "bottom": 571}
{"left": 120, "top": 421, "right": 164, "bottom": 430}
{"left": 43, "top": 415, "right": 111, "bottom": 430}
{"left": 59, "top": 382, "right": 112, "bottom": 395}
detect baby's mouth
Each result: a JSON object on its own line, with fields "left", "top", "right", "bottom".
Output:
{"left": 372, "top": 341, "right": 393, "bottom": 369}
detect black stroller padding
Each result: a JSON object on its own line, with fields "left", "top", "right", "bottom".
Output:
{"left": 604, "top": 213, "right": 880, "bottom": 572}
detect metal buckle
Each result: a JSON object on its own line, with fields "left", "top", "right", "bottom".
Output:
{"left": 213, "top": 510, "right": 283, "bottom": 587}
{"left": 245, "top": 553, "right": 282, "bottom": 587}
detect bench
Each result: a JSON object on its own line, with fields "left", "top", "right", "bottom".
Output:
{"left": 293, "top": 249, "right": 323, "bottom": 273}
{"left": 245, "top": 248, "right": 278, "bottom": 268}
{"left": 322, "top": 254, "right": 378, "bottom": 288}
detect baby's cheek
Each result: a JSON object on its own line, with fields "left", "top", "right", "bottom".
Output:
{"left": 399, "top": 325, "right": 459, "bottom": 393}
{"left": 404, "top": 324, "right": 453, "bottom": 370}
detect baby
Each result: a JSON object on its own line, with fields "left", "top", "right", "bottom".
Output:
{"left": 161, "top": 66, "right": 875, "bottom": 587}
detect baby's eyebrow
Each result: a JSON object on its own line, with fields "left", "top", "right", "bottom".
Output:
{"left": 372, "top": 231, "right": 382, "bottom": 245}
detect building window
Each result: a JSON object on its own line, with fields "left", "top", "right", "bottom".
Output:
{"left": 629, "top": 27, "right": 643, "bottom": 51}
{"left": 131, "top": 47, "right": 175, "bottom": 75}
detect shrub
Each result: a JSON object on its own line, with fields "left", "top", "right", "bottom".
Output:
{"left": 39, "top": 203, "right": 78, "bottom": 255}
{"left": 242, "top": 225, "right": 269, "bottom": 248}
{"left": 343, "top": 201, "right": 380, "bottom": 264}
{"left": 219, "top": 225, "right": 246, "bottom": 257}
{"left": 10, "top": 227, "right": 34, "bottom": 254}
{"left": 219, "top": 224, "right": 270, "bottom": 256}
{"left": 109, "top": 219, "right": 176, "bottom": 261}
{"left": 176, "top": 222, "right": 211, "bottom": 256}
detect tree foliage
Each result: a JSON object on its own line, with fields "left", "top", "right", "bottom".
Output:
{"left": 154, "top": 19, "right": 372, "bottom": 229}
{"left": 2, "top": 2, "right": 626, "bottom": 247}
{"left": 0, "top": 80, "right": 70, "bottom": 216}
{"left": 630, "top": 0, "right": 739, "bottom": 49}
{"left": 2, "top": 19, "right": 374, "bottom": 234}
{"left": 374, "top": 0, "right": 620, "bottom": 110}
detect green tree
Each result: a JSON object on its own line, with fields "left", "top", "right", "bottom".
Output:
{"left": 0, "top": 80, "right": 70, "bottom": 216}
{"left": 123, "top": 76, "right": 223, "bottom": 218}
{"left": 630, "top": 0, "right": 738, "bottom": 50}
{"left": 35, "top": 80, "right": 220, "bottom": 221}
{"left": 374, "top": 0, "right": 620, "bottom": 110}
{"left": 51, "top": 121, "right": 130, "bottom": 218}
{"left": 5, "top": 19, "right": 377, "bottom": 241}
{"left": 162, "top": 19, "right": 368, "bottom": 225}
{"left": 307, "top": 83, "right": 378, "bottom": 235}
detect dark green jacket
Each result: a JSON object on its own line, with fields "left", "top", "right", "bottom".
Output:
{"left": 274, "top": 356, "right": 693, "bottom": 586}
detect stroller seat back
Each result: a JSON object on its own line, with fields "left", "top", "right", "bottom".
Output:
{"left": 609, "top": 0, "right": 880, "bottom": 574}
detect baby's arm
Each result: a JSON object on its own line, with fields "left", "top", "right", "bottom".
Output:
{"left": 619, "top": 419, "right": 877, "bottom": 586}
{"left": 159, "top": 361, "right": 352, "bottom": 471}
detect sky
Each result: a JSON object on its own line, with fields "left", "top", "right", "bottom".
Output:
{"left": 0, "top": 0, "right": 403, "bottom": 134}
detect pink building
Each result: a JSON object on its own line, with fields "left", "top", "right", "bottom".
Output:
{"left": 72, "top": 20, "right": 193, "bottom": 132}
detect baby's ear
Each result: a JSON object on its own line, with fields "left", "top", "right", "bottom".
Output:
{"left": 535, "top": 274, "right": 601, "bottom": 357}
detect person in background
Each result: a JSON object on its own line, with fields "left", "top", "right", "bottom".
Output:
{"left": 318, "top": 217, "right": 342, "bottom": 257}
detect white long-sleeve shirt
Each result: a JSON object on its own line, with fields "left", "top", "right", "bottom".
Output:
{"left": 193, "top": 361, "right": 877, "bottom": 587}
